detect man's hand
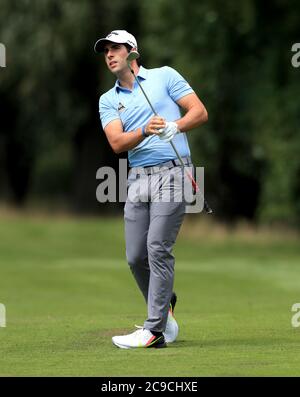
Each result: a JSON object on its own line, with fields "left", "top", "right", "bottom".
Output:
{"left": 144, "top": 116, "right": 166, "bottom": 136}
{"left": 158, "top": 121, "right": 179, "bottom": 142}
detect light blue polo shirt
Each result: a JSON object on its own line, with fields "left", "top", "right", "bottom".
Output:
{"left": 99, "top": 66, "right": 194, "bottom": 167}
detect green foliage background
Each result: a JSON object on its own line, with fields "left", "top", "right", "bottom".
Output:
{"left": 0, "top": 0, "right": 299, "bottom": 224}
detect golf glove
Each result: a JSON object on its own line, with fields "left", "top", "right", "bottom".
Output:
{"left": 158, "top": 121, "right": 178, "bottom": 143}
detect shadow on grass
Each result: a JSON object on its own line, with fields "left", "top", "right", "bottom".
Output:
{"left": 169, "top": 336, "right": 296, "bottom": 349}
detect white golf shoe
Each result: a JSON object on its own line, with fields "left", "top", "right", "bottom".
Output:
{"left": 112, "top": 328, "right": 166, "bottom": 349}
{"left": 163, "top": 292, "right": 178, "bottom": 343}
{"left": 163, "top": 308, "right": 179, "bottom": 343}
{"left": 117, "top": 293, "right": 179, "bottom": 347}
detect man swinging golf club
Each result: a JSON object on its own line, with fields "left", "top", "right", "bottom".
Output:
{"left": 94, "top": 30, "right": 208, "bottom": 349}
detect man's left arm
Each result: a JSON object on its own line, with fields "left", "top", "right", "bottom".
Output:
{"left": 175, "top": 93, "right": 208, "bottom": 132}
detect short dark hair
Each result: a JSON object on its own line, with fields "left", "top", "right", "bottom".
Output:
{"left": 124, "top": 44, "right": 141, "bottom": 66}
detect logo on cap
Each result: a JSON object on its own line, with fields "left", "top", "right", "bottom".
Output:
{"left": 107, "top": 32, "right": 119, "bottom": 39}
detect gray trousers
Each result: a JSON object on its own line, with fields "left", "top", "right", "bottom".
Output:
{"left": 124, "top": 159, "right": 191, "bottom": 332}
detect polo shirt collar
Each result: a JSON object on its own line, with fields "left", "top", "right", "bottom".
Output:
{"left": 115, "top": 66, "right": 148, "bottom": 91}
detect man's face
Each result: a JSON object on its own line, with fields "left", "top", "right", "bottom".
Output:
{"left": 103, "top": 43, "right": 129, "bottom": 74}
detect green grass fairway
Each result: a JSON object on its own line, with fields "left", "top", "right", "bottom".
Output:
{"left": 1, "top": 214, "right": 300, "bottom": 376}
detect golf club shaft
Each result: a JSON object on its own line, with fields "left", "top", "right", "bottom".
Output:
{"left": 128, "top": 65, "right": 213, "bottom": 214}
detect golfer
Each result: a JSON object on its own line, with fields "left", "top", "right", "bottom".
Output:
{"left": 94, "top": 30, "right": 208, "bottom": 349}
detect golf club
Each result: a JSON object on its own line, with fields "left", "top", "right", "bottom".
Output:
{"left": 126, "top": 50, "right": 213, "bottom": 214}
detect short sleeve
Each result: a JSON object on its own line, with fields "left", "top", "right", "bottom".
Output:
{"left": 99, "top": 94, "right": 120, "bottom": 129}
{"left": 164, "top": 66, "right": 194, "bottom": 102}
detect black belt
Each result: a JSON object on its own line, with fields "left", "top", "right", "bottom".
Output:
{"left": 130, "top": 156, "right": 192, "bottom": 175}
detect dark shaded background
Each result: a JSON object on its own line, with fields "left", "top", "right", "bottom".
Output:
{"left": 0, "top": 0, "right": 299, "bottom": 225}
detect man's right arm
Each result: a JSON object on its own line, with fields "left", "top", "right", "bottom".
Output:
{"left": 104, "top": 119, "right": 144, "bottom": 154}
{"left": 103, "top": 117, "right": 166, "bottom": 154}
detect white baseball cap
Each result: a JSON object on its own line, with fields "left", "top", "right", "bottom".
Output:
{"left": 94, "top": 30, "right": 138, "bottom": 53}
